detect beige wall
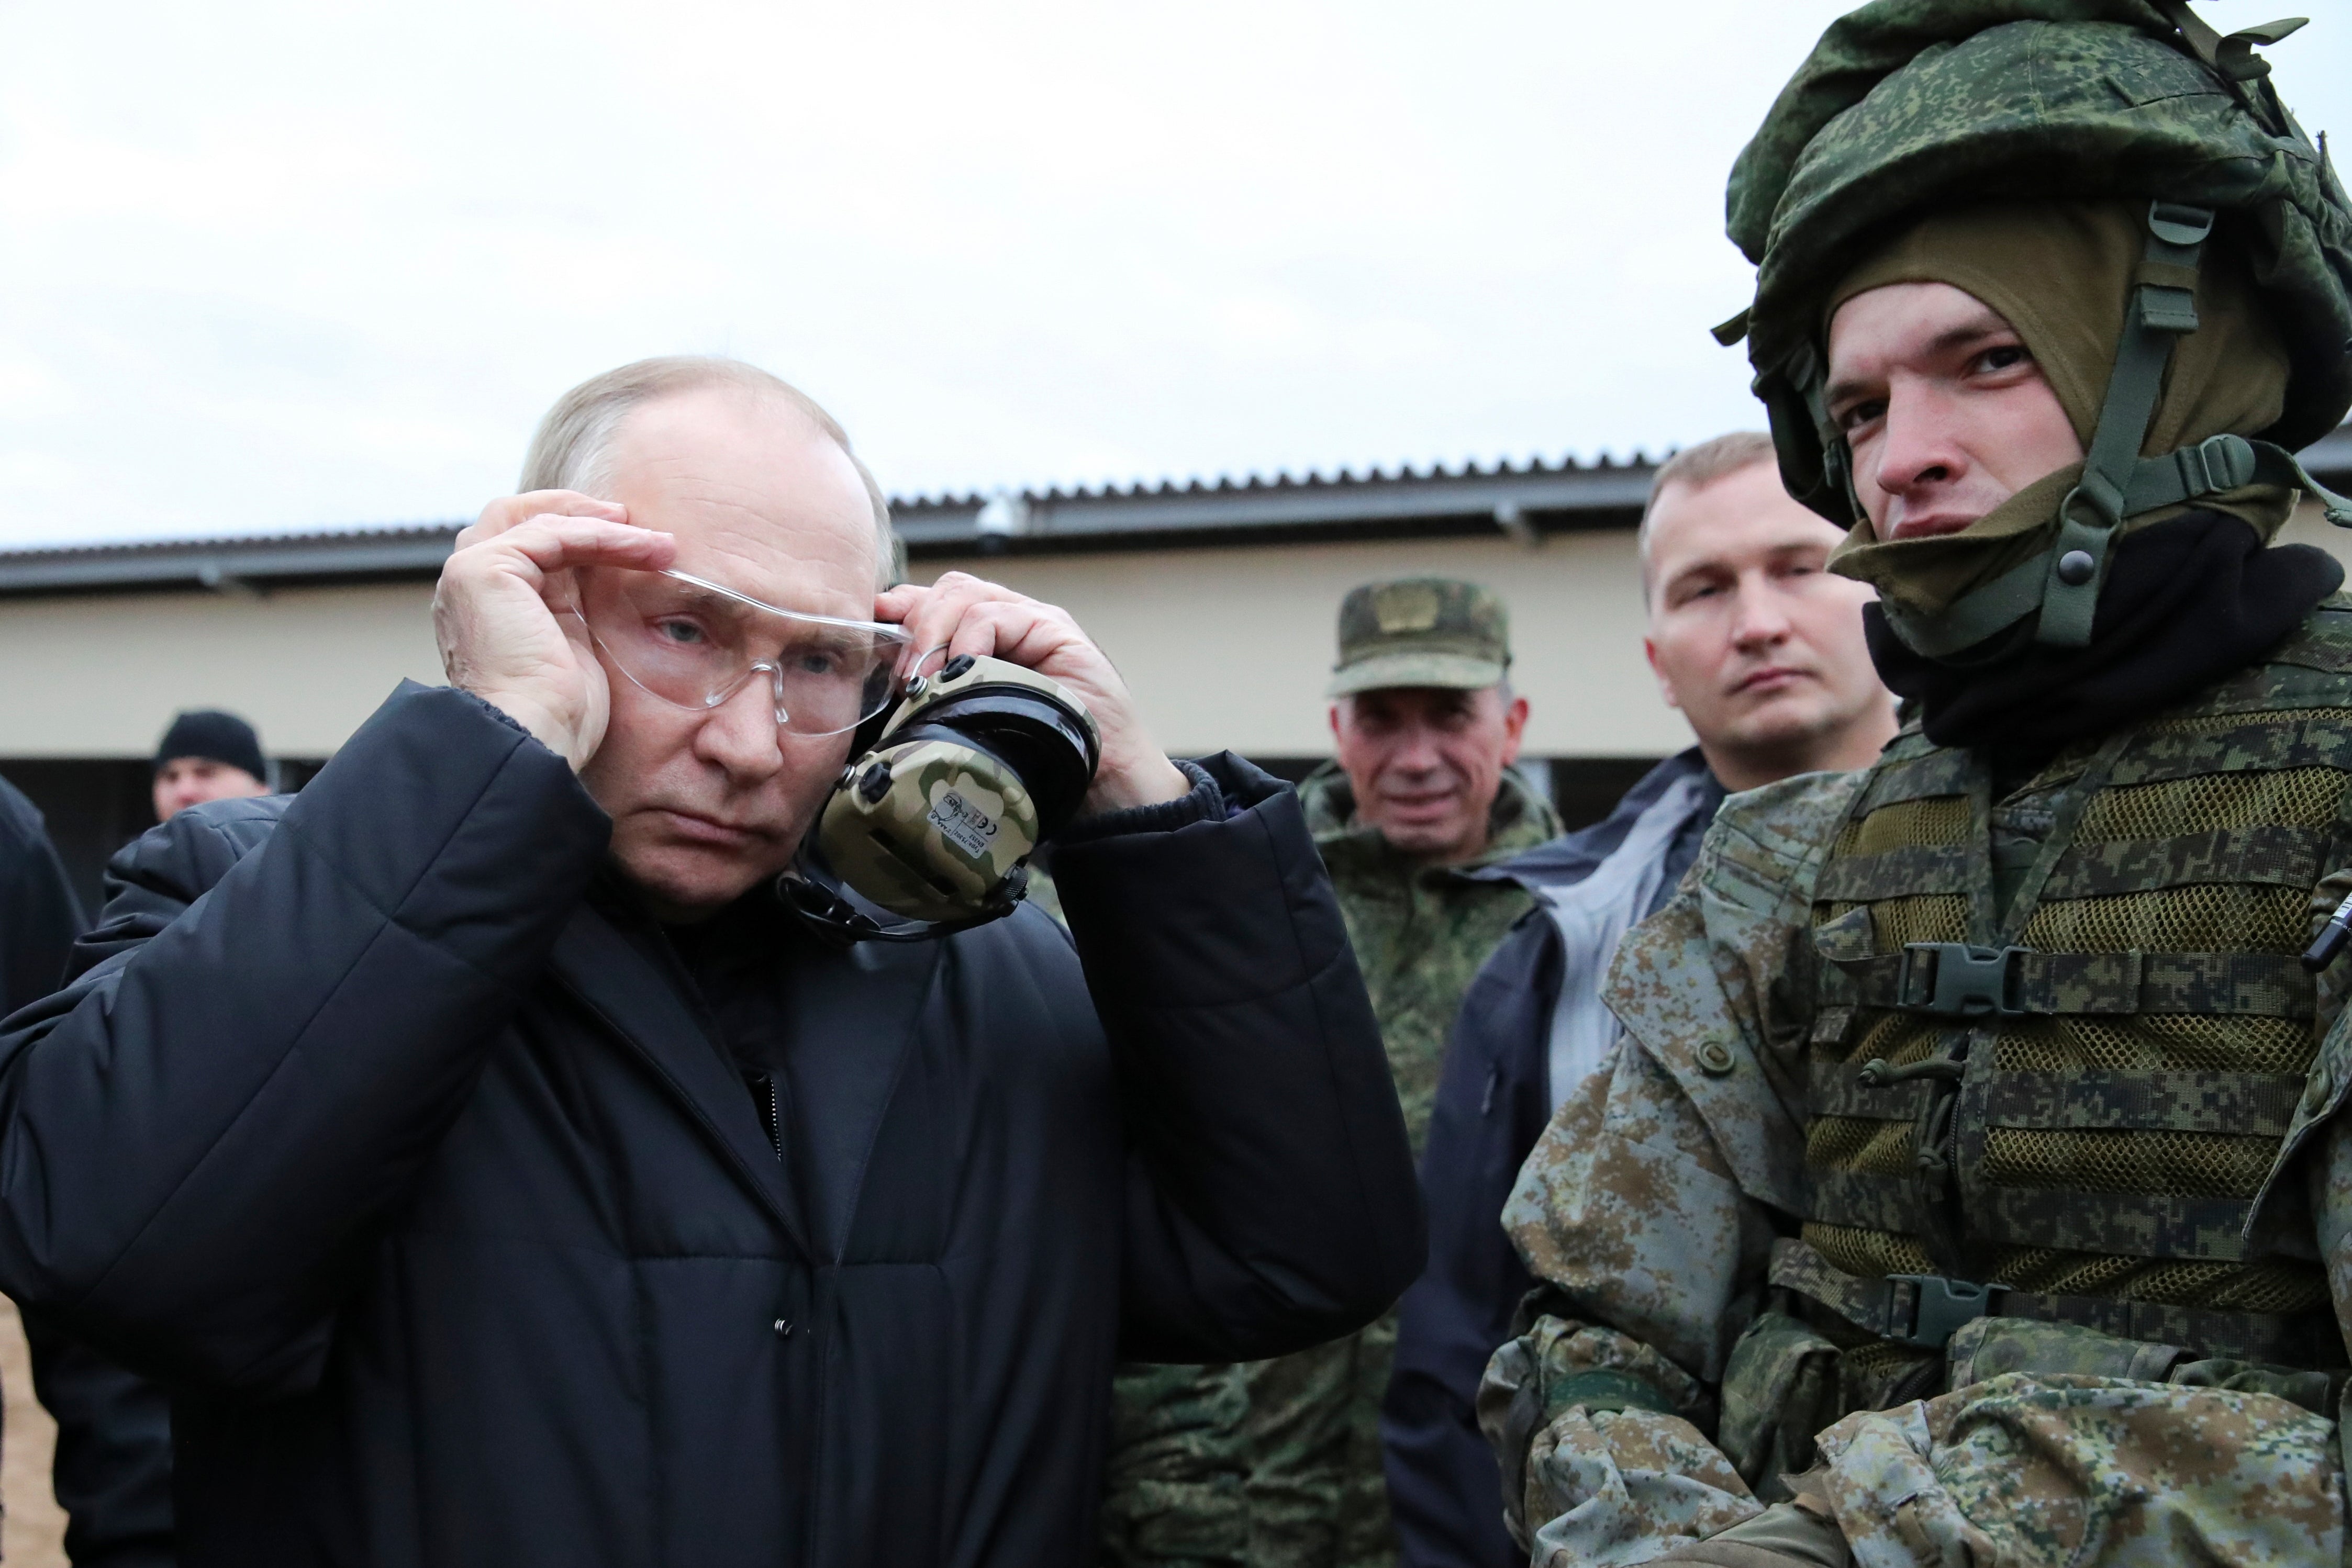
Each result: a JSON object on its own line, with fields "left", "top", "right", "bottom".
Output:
{"left": 10, "top": 501, "right": 2350, "bottom": 760}
{"left": 911, "top": 532, "right": 1685, "bottom": 758}
{"left": 0, "top": 582, "right": 445, "bottom": 758}
{"left": 0, "top": 533, "right": 1683, "bottom": 760}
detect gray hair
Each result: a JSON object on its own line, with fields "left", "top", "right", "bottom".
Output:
{"left": 520, "top": 355, "right": 901, "bottom": 588}
{"left": 1637, "top": 430, "right": 1780, "bottom": 605}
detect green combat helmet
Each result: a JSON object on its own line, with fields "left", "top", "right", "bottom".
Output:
{"left": 1718, "top": 0, "right": 2352, "bottom": 650}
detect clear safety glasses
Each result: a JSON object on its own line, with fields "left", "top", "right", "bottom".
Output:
{"left": 573, "top": 567, "right": 913, "bottom": 737}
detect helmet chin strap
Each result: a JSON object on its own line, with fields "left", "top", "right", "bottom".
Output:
{"left": 1870, "top": 199, "right": 2352, "bottom": 661}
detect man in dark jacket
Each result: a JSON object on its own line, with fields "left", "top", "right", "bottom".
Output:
{"left": 0, "top": 775, "right": 176, "bottom": 1568}
{"left": 1382, "top": 433, "right": 1896, "bottom": 1567}
{"left": 0, "top": 775, "right": 79, "bottom": 1021}
{"left": 0, "top": 355, "right": 1423, "bottom": 1568}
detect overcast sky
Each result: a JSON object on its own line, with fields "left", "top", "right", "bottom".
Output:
{"left": 3, "top": 3, "right": 2348, "bottom": 548}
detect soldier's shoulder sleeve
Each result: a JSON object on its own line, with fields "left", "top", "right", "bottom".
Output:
{"left": 1503, "top": 945, "right": 1778, "bottom": 1383}
{"left": 1696, "top": 767, "right": 1864, "bottom": 920}
{"left": 1613, "top": 767, "right": 1860, "bottom": 1211}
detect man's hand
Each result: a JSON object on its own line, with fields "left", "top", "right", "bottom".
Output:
{"left": 432, "top": 491, "right": 675, "bottom": 770}
{"left": 875, "top": 573, "right": 1191, "bottom": 815}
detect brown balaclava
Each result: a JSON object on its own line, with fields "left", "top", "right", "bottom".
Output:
{"left": 1822, "top": 198, "right": 2294, "bottom": 623}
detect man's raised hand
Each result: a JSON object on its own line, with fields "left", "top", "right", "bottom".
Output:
{"left": 432, "top": 491, "right": 673, "bottom": 770}
{"left": 874, "top": 571, "right": 1190, "bottom": 815}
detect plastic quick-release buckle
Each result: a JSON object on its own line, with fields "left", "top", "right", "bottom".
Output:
{"left": 2172, "top": 433, "right": 2257, "bottom": 498}
{"left": 1886, "top": 1275, "right": 2008, "bottom": 1350}
{"left": 1896, "top": 942, "right": 2031, "bottom": 1017}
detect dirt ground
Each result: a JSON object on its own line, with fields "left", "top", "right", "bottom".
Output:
{"left": 0, "top": 1296, "right": 69, "bottom": 1566}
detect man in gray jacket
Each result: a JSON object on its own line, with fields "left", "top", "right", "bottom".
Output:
{"left": 1384, "top": 432, "right": 1896, "bottom": 1567}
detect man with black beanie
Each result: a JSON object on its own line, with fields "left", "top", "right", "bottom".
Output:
{"left": 0, "top": 776, "right": 174, "bottom": 1567}
{"left": 151, "top": 711, "right": 269, "bottom": 824}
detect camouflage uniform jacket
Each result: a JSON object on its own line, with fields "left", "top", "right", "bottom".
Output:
{"left": 1102, "top": 765, "right": 1560, "bottom": 1568}
{"left": 1300, "top": 763, "right": 1565, "bottom": 1162}
{"left": 1482, "top": 604, "right": 2352, "bottom": 1567}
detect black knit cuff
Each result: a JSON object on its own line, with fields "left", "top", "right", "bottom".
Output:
{"left": 1055, "top": 759, "right": 1225, "bottom": 844}
{"left": 447, "top": 686, "right": 537, "bottom": 741}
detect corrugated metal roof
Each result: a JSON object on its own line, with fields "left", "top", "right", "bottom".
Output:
{"left": 2, "top": 428, "right": 2346, "bottom": 597}
{"left": 0, "top": 450, "right": 1664, "bottom": 597}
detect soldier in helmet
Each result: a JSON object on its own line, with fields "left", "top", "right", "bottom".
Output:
{"left": 1485, "top": 4, "right": 2352, "bottom": 1564}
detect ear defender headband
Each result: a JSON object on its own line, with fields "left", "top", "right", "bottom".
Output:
{"left": 781, "top": 654, "right": 1101, "bottom": 943}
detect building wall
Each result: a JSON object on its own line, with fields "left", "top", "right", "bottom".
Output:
{"left": 913, "top": 531, "right": 1682, "bottom": 758}
{"left": 13, "top": 496, "right": 2344, "bottom": 800}
{"left": 0, "top": 583, "right": 444, "bottom": 759}
{"left": 0, "top": 530, "right": 1690, "bottom": 760}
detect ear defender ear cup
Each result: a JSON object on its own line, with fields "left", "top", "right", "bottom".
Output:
{"left": 812, "top": 655, "right": 1100, "bottom": 927}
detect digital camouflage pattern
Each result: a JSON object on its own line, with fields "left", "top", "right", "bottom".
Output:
{"left": 1102, "top": 763, "right": 1561, "bottom": 1568}
{"left": 1478, "top": 1315, "right": 1757, "bottom": 1566}
{"left": 816, "top": 656, "right": 1095, "bottom": 923}
{"left": 1721, "top": 1, "right": 2352, "bottom": 523}
{"left": 1099, "top": 1362, "right": 1252, "bottom": 1568}
{"left": 1807, "top": 1372, "right": 2342, "bottom": 1568}
{"left": 1328, "top": 578, "right": 1514, "bottom": 698}
{"left": 1485, "top": 600, "right": 2352, "bottom": 1565}
{"left": 1300, "top": 764, "right": 1564, "bottom": 1165}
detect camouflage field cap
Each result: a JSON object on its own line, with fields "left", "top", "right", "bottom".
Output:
{"left": 1328, "top": 578, "right": 1511, "bottom": 698}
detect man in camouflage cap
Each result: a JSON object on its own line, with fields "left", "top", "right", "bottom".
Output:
{"left": 1486, "top": 4, "right": 2352, "bottom": 1566}
{"left": 1329, "top": 578, "right": 1515, "bottom": 702}
{"left": 1104, "top": 577, "right": 1558, "bottom": 1568}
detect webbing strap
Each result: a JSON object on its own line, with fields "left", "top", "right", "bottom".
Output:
{"left": 2038, "top": 202, "right": 2215, "bottom": 647}
{"left": 1768, "top": 1236, "right": 2342, "bottom": 1366}
{"left": 2121, "top": 432, "right": 2352, "bottom": 524}
{"left": 1544, "top": 1368, "right": 1679, "bottom": 1417}
{"left": 1835, "top": 945, "right": 2313, "bottom": 1018}
{"left": 2147, "top": 3, "right": 2305, "bottom": 118}
{"left": 1809, "top": 1060, "right": 2306, "bottom": 1135}
{"left": 1886, "top": 435, "right": 2352, "bottom": 658}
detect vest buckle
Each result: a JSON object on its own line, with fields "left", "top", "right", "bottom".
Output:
{"left": 1886, "top": 1274, "right": 2008, "bottom": 1349}
{"left": 1896, "top": 942, "right": 2030, "bottom": 1017}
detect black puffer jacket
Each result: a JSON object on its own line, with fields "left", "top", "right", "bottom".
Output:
{"left": 0, "top": 683, "right": 1423, "bottom": 1568}
{"left": 0, "top": 774, "right": 175, "bottom": 1568}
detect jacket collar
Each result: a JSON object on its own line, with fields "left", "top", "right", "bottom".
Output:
{"left": 1463, "top": 747, "right": 1722, "bottom": 892}
{"left": 545, "top": 891, "right": 816, "bottom": 1261}
{"left": 1298, "top": 761, "right": 1564, "bottom": 883}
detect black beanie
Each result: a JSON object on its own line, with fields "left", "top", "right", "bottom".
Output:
{"left": 154, "top": 710, "right": 266, "bottom": 782}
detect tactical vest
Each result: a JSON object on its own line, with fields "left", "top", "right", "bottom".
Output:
{"left": 1774, "top": 599, "right": 2352, "bottom": 1396}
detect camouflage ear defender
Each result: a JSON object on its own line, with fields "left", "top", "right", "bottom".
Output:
{"left": 783, "top": 654, "right": 1101, "bottom": 942}
{"left": 1721, "top": 0, "right": 2352, "bottom": 654}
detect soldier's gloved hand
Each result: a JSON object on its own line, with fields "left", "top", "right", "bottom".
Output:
{"left": 1525, "top": 1405, "right": 1762, "bottom": 1566}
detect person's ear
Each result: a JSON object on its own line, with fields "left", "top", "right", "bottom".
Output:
{"left": 1498, "top": 694, "right": 1529, "bottom": 767}
{"left": 1328, "top": 702, "right": 1344, "bottom": 744}
{"left": 1644, "top": 636, "right": 1683, "bottom": 712}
